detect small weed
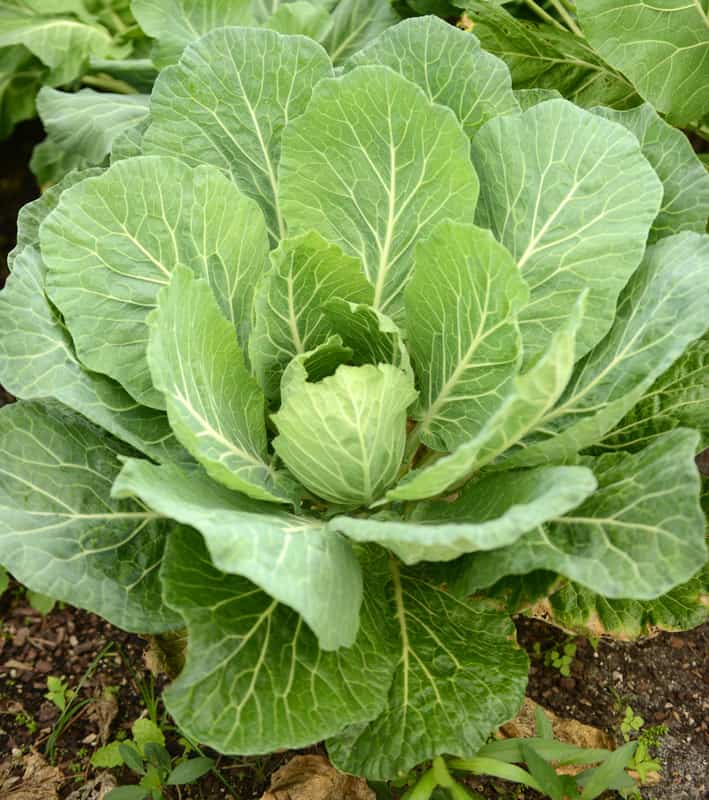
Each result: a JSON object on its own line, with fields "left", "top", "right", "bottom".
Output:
{"left": 544, "top": 641, "right": 577, "bottom": 677}
{"left": 620, "top": 706, "right": 645, "bottom": 740}
{"left": 14, "top": 712, "right": 37, "bottom": 735}
{"left": 618, "top": 705, "right": 668, "bottom": 787}
{"left": 45, "top": 675, "right": 75, "bottom": 711}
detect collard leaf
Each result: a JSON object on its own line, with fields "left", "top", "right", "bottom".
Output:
{"left": 346, "top": 16, "right": 518, "bottom": 138}
{"left": 148, "top": 266, "right": 294, "bottom": 503}
{"left": 467, "top": 2, "right": 639, "bottom": 109}
{"left": 452, "top": 429, "right": 707, "bottom": 600}
{"left": 386, "top": 294, "right": 585, "bottom": 502}
{"left": 0, "top": 45, "right": 45, "bottom": 139}
{"left": 250, "top": 232, "right": 372, "bottom": 400}
{"left": 279, "top": 65, "right": 479, "bottom": 318}
{"left": 322, "top": 0, "right": 401, "bottom": 64}
{"left": 0, "top": 401, "right": 180, "bottom": 633}
{"left": 42, "top": 156, "right": 269, "bottom": 409}
{"left": 264, "top": 1, "right": 332, "bottom": 39}
{"left": 0, "top": 173, "right": 185, "bottom": 465}
{"left": 576, "top": 0, "right": 709, "bottom": 124}
{"left": 111, "top": 116, "right": 150, "bottom": 162}
{"left": 131, "top": 0, "right": 254, "bottom": 67}
{"left": 592, "top": 104, "right": 709, "bottom": 244}
{"left": 471, "top": 98, "right": 662, "bottom": 364}
{"left": 144, "top": 27, "right": 333, "bottom": 239}
{"left": 113, "top": 458, "right": 362, "bottom": 650}
{"left": 513, "top": 88, "right": 562, "bottom": 110}
{"left": 328, "top": 563, "right": 528, "bottom": 781}
{"left": 330, "top": 465, "right": 596, "bottom": 564}
{"left": 160, "top": 526, "right": 392, "bottom": 750}
{"left": 273, "top": 364, "right": 417, "bottom": 505}
{"left": 406, "top": 222, "right": 528, "bottom": 452}
{"left": 503, "top": 231, "right": 709, "bottom": 468}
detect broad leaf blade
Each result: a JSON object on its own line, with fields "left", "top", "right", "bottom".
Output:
{"left": 471, "top": 98, "right": 662, "bottom": 364}
{"left": 160, "top": 527, "right": 393, "bottom": 750}
{"left": 406, "top": 222, "right": 528, "bottom": 452}
{"left": 279, "top": 64, "right": 479, "bottom": 318}
{"left": 0, "top": 401, "right": 180, "bottom": 633}
{"left": 346, "top": 16, "right": 518, "bottom": 138}
{"left": 113, "top": 458, "right": 362, "bottom": 650}
{"left": 322, "top": 0, "right": 401, "bottom": 64}
{"left": 0, "top": 45, "right": 46, "bottom": 139}
{"left": 148, "top": 266, "right": 294, "bottom": 503}
{"left": 144, "top": 27, "right": 333, "bottom": 239}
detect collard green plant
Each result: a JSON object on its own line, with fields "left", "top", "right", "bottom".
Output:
{"left": 0, "top": 15, "right": 708, "bottom": 780}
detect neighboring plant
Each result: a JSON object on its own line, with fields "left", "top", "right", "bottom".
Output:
{"left": 544, "top": 641, "right": 576, "bottom": 677}
{"left": 45, "top": 675, "right": 75, "bottom": 711}
{"left": 0, "top": 14, "right": 707, "bottom": 784}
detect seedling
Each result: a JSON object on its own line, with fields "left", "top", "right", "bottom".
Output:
{"left": 545, "top": 641, "right": 577, "bottom": 677}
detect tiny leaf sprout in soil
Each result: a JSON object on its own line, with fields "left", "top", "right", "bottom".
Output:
{"left": 0, "top": 13, "right": 707, "bottom": 784}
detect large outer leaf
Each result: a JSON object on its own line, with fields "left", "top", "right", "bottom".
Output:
{"left": 406, "top": 222, "right": 528, "bottom": 452}
{"left": 503, "top": 231, "right": 709, "bottom": 468}
{"left": 131, "top": 0, "right": 254, "bottom": 67}
{"left": 346, "top": 16, "right": 518, "bottom": 138}
{"left": 42, "top": 156, "right": 269, "bottom": 410}
{"left": 0, "top": 45, "right": 45, "bottom": 139}
{"left": 471, "top": 98, "right": 662, "bottom": 364}
{"left": 386, "top": 294, "right": 585, "bottom": 502}
{"left": 0, "top": 173, "right": 185, "bottom": 465}
{"left": 273, "top": 364, "right": 417, "bottom": 505}
{"left": 451, "top": 429, "right": 706, "bottom": 600}
{"left": 328, "top": 563, "right": 528, "bottom": 780}
{"left": 113, "top": 458, "right": 362, "bottom": 650}
{"left": 467, "top": 2, "right": 639, "bottom": 109}
{"left": 250, "top": 232, "right": 372, "bottom": 401}
{"left": 279, "top": 65, "right": 479, "bottom": 318}
{"left": 0, "top": 402, "right": 180, "bottom": 633}
{"left": 576, "top": 0, "right": 709, "bottom": 124}
{"left": 148, "top": 267, "right": 294, "bottom": 503}
{"left": 263, "top": 1, "right": 333, "bottom": 39}
{"left": 144, "top": 27, "right": 333, "bottom": 240}
{"left": 330, "top": 465, "right": 596, "bottom": 564}
{"left": 592, "top": 104, "right": 709, "bottom": 244}
{"left": 160, "top": 527, "right": 392, "bottom": 751}
{"left": 321, "top": 0, "right": 401, "bottom": 63}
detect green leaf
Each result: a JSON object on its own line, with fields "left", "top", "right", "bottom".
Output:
{"left": 0, "top": 401, "right": 181, "bottom": 633}
{"left": 27, "top": 590, "right": 55, "bottom": 615}
{"left": 106, "top": 787, "right": 149, "bottom": 800}
{"left": 167, "top": 756, "right": 215, "bottom": 785}
{"left": 0, "top": 45, "right": 45, "bottom": 139}
{"left": 503, "top": 232, "right": 709, "bottom": 468}
{"left": 406, "top": 222, "right": 528, "bottom": 452}
{"left": 327, "top": 562, "right": 528, "bottom": 781}
{"left": 131, "top": 0, "right": 254, "bottom": 67}
{"left": 112, "top": 458, "right": 362, "bottom": 650}
{"left": 0, "top": 566, "right": 8, "bottom": 596}
{"left": 132, "top": 718, "right": 165, "bottom": 752}
{"left": 160, "top": 527, "right": 394, "bottom": 753}
{"left": 346, "top": 17, "right": 518, "bottom": 138}
{"left": 576, "top": 0, "right": 709, "bottom": 124}
{"left": 386, "top": 294, "right": 585, "bottom": 502}
{"left": 144, "top": 27, "right": 333, "bottom": 239}
{"left": 513, "top": 88, "right": 562, "bottom": 111}
{"left": 521, "top": 741, "right": 564, "bottom": 800}
{"left": 471, "top": 98, "right": 662, "bottom": 364}
{"left": 579, "top": 741, "right": 636, "bottom": 799}
{"left": 264, "top": 1, "right": 332, "bottom": 39}
{"left": 91, "top": 741, "right": 124, "bottom": 768}
{"left": 466, "top": 2, "right": 639, "bottom": 109}
{"left": 148, "top": 266, "right": 294, "bottom": 503}
{"left": 111, "top": 117, "right": 149, "bottom": 163}
{"left": 42, "top": 156, "right": 269, "bottom": 409}
{"left": 279, "top": 65, "right": 479, "bottom": 318}
{"left": 592, "top": 104, "right": 709, "bottom": 244}
{"left": 250, "top": 231, "right": 372, "bottom": 400}
{"left": 273, "top": 364, "right": 417, "bottom": 506}
{"left": 451, "top": 429, "right": 707, "bottom": 600}
{"left": 321, "top": 0, "right": 401, "bottom": 64}
{"left": 331, "top": 465, "right": 596, "bottom": 564}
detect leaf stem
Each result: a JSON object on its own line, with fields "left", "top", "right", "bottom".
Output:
{"left": 547, "top": 0, "right": 583, "bottom": 34}
{"left": 81, "top": 74, "right": 138, "bottom": 94}
{"left": 521, "top": 0, "right": 568, "bottom": 30}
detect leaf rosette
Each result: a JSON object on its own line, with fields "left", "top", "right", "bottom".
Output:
{"left": 1, "top": 15, "right": 708, "bottom": 780}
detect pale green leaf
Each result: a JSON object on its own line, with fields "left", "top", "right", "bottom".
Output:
{"left": 148, "top": 266, "right": 295, "bottom": 503}
{"left": 502, "top": 232, "right": 709, "bottom": 468}
{"left": 264, "top": 1, "right": 332, "bottom": 39}
{"left": 451, "top": 429, "right": 707, "bottom": 599}
{"left": 132, "top": 718, "right": 165, "bottom": 751}
{"left": 346, "top": 17, "right": 518, "bottom": 138}
{"left": 0, "top": 401, "right": 180, "bottom": 633}
{"left": 280, "top": 65, "right": 479, "bottom": 318}
{"left": 386, "top": 294, "right": 585, "bottom": 502}
{"left": 280, "top": 334, "right": 353, "bottom": 390}
{"left": 249, "top": 231, "right": 372, "bottom": 400}
{"left": 330, "top": 465, "right": 596, "bottom": 564}
{"left": 0, "top": 45, "right": 45, "bottom": 139}
{"left": 160, "top": 527, "right": 392, "bottom": 750}
{"left": 273, "top": 364, "right": 417, "bottom": 506}
{"left": 131, "top": 0, "right": 254, "bottom": 67}
{"left": 42, "top": 156, "right": 269, "bottom": 409}
{"left": 471, "top": 98, "right": 662, "bottom": 364}
{"left": 592, "top": 104, "right": 709, "bottom": 243}
{"left": 328, "top": 563, "right": 528, "bottom": 781}
{"left": 576, "top": 0, "right": 709, "bottom": 124}
{"left": 406, "top": 222, "right": 529, "bottom": 452}
{"left": 321, "top": 0, "right": 401, "bottom": 64}
{"left": 112, "top": 458, "right": 362, "bottom": 650}
{"left": 513, "top": 88, "right": 562, "bottom": 110}
{"left": 110, "top": 116, "right": 149, "bottom": 163}
{"left": 144, "top": 27, "right": 333, "bottom": 239}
